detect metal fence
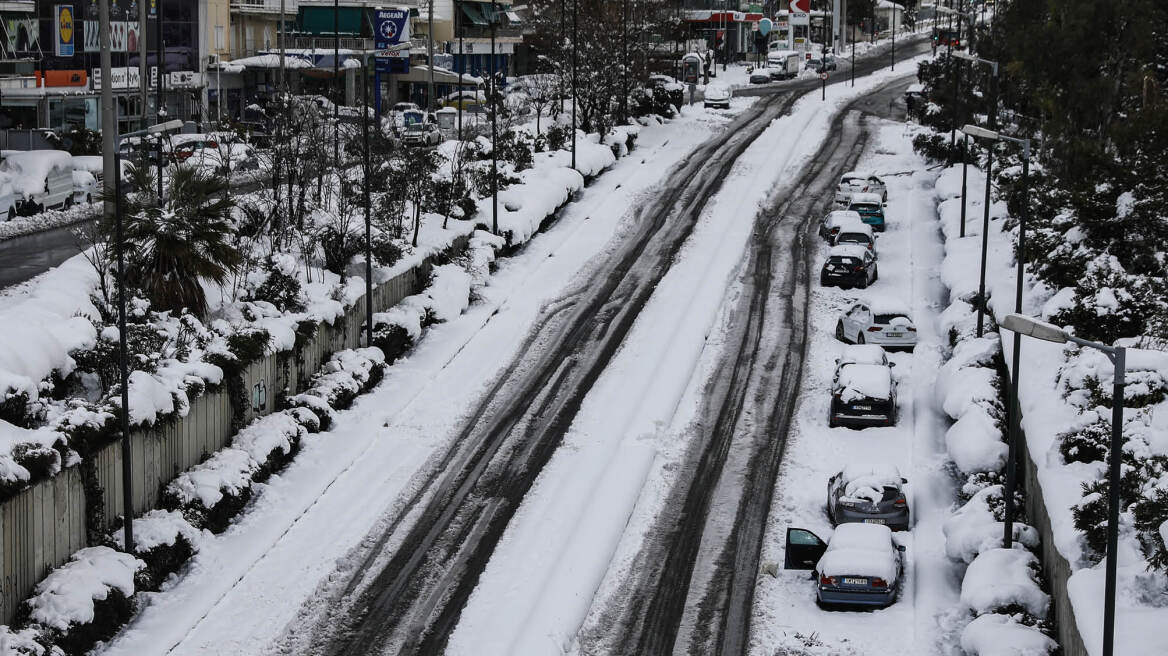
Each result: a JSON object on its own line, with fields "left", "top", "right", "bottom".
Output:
{"left": 0, "top": 239, "right": 460, "bottom": 624}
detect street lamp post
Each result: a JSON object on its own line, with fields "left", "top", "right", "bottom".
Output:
{"left": 890, "top": 3, "right": 895, "bottom": 70}
{"left": 951, "top": 50, "right": 997, "bottom": 241}
{"left": 361, "top": 55, "right": 372, "bottom": 348}
{"left": 1000, "top": 313, "right": 1126, "bottom": 656}
{"left": 571, "top": 0, "right": 577, "bottom": 170}
{"left": 490, "top": 8, "right": 498, "bottom": 234}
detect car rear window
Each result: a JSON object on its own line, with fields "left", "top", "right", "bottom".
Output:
{"left": 874, "top": 314, "right": 908, "bottom": 324}
{"left": 850, "top": 203, "right": 881, "bottom": 212}
{"left": 829, "top": 256, "right": 859, "bottom": 265}
{"left": 838, "top": 233, "right": 869, "bottom": 242}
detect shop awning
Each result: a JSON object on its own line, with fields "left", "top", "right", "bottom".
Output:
{"left": 460, "top": 3, "right": 489, "bottom": 25}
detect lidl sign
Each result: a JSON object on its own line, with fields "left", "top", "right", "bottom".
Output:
{"left": 55, "top": 5, "right": 74, "bottom": 57}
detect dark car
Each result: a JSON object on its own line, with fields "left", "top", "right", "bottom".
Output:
{"left": 820, "top": 244, "right": 878, "bottom": 289}
{"left": 750, "top": 70, "right": 773, "bottom": 84}
{"left": 785, "top": 524, "right": 905, "bottom": 609}
{"left": 827, "top": 464, "right": 910, "bottom": 531}
{"left": 829, "top": 362, "right": 897, "bottom": 428}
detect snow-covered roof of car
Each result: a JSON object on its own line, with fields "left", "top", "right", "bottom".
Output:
{"left": 71, "top": 155, "right": 103, "bottom": 174}
{"left": 838, "top": 344, "right": 888, "bottom": 366}
{"left": 840, "top": 463, "right": 904, "bottom": 502}
{"left": 906, "top": 83, "right": 925, "bottom": 94}
{"left": 836, "top": 363, "right": 892, "bottom": 401}
{"left": 816, "top": 523, "right": 899, "bottom": 581}
{"left": 828, "top": 244, "right": 870, "bottom": 259}
{"left": 863, "top": 295, "right": 912, "bottom": 317}
{"left": 1, "top": 150, "right": 73, "bottom": 196}
{"left": 826, "top": 210, "right": 863, "bottom": 224}
{"left": 836, "top": 222, "right": 874, "bottom": 238}
{"left": 849, "top": 192, "right": 883, "bottom": 204}
{"left": 170, "top": 134, "right": 214, "bottom": 146}
{"left": 841, "top": 170, "right": 879, "bottom": 180}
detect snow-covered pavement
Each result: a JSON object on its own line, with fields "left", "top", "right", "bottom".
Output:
{"left": 750, "top": 118, "right": 961, "bottom": 656}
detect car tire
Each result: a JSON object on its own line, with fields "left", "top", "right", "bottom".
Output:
{"left": 835, "top": 321, "right": 847, "bottom": 343}
{"left": 856, "top": 332, "right": 866, "bottom": 345}
{"left": 858, "top": 274, "right": 869, "bottom": 289}
{"left": 7, "top": 208, "right": 14, "bottom": 221}
{"left": 872, "top": 265, "right": 879, "bottom": 282}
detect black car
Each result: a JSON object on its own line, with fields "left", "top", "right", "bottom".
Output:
{"left": 827, "top": 465, "right": 910, "bottom": 531}
{"left": 829, "top": 362, "right": 898, "bottom": 428}
{"left": 820, "top": 244, "right": 878, "bottom": 289}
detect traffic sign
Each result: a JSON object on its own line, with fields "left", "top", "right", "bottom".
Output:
{"left": 819, "top": 71, "right": 828, "bottom": 80}
{"left": 375, "top": 8, "right": 410, "bottom": 50}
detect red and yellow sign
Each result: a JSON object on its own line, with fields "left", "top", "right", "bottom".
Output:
{"left": 55, "top": 5, "right": 75, "bottom": 57}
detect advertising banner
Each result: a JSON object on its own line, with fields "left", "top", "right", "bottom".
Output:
{"left": 374, "top": 8, "right": 410, "bottom": 50}
{"left": 55, "top": 5, "right": 75, "bottom": 57}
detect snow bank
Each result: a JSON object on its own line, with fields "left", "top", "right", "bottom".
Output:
{"left": 230, "top": 411, "right": 305, "bottom": 465}
{"left": 425, "top": 264, "right": 472, "bottom": 322}
{"left": 0, "top": 625, "right": 52, "bottom": 655}
{"left": 125, "top": 370, "right": 176, "bottom": 426}
{"left": 961, "top": 548, "right": 1049, "bottom": 616}
{"left": 960, "top": 613, "right": 1058, "bottom": 656}
{"left": 945, "top": 405, "right": 1008, "bottom": 474}
{"left": 943, "top": 486, "right": 1039, "bottom": 564}
{"left": 25, "top": 546, "right": 143, "bottom": 631}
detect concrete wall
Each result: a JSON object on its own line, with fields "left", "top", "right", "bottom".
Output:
{"left": 0, "top": 239, "right": 460, "bottom": 625}
{"left": 1022, "top": 434, "right": 1090, "bottom": 656}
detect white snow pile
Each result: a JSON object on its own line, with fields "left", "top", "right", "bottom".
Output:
{"left": 839, "top": 463, "right": 903, "bottom": 504}
{"left": 0, "top": 422, "right": 61, "bottom": 487}
{"left": 373, "top": 264, "right": 473, "bottom": 338}
{"left": 959, "top": 612, "right": 1057, "bottom": 656}
{"left": 816, "top": 523, "right": 899, "bottom": 582}
{"left": 0, "top": 625, "right": 56, "bottom": 655}
{"left": 960, "top": 548, "right": 1049, "bottom": 616}
{"left": 24, "top": 546, "right": 144, "bottom": 631}
{"left": 108, "top": 509, "right": 202, "bottom": 554}
{"left": 229, "top": 410, "right": 307, "bottom": 466}
{"left": 290, "top": 347, "right": 386, "bottom": 419}
{"left": 936, "top": 336, "right": 1008, "bottom": 474}
{"left": 165, "top": 447, "right": 258, "bottom": 510}
{"left": 603, "top": 124, "right": 641, "bottom": 157}
{"left": 943, "top": 486, "right": 1039, "bottom": 564}
{"left": 836, "top": 363, "right": 892, "bottom": 402}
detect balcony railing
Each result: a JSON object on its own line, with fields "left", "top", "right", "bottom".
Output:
{"left": 455, "top": 25, "right": 523, "bottom": 40}
{"left": 289, "top": 36, "right": 374, "bottom": 50}
{"left": 230, "top": 0, "right": 298, "bottom": 13}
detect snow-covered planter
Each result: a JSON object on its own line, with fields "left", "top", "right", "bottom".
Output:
{"left": 108, "top": 509, "right": 202, "bottom": 590}
{"left": 959, "top": 612, "right": 1057, "bottom": 656}
{"left": 944, "top": 486, "right": 1039, "bottom": 564}
{"left": 18, "top": 546, "right": 144, "bottom": 655}
{"left": 161, "top": 448, "right": 258, "bottom": 533}
{"left": 960, "top": 548, "right": 1050, "bottom": 618}
{"left": 230, "top": 410, "right": 308, "bottom": 482}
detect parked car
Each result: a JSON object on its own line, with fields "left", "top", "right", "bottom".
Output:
{"left": 0, "top": 150, "right": 75, "bottom": 215}
{"left": 835, "top": 171, "right": 887, "bottom": 205}
{"left": 72, "top": 169, "right": 97, "bottom": 204}
{"left": 833, "top": 221, "right": 876, "bottom": 256}
{"left": 402, "top": 121, "right": 442, "bottom": 147}
{"left": 819, "top": 209, "right": 864, "bottom": 241}
{"left": 750, "top": 69, "right": 773, "bottom": 84}
{"left": 847, "top": 192, "right": 887, "bottom": 231}
{"left": 829, "top": 361, "right": 897, "bottom": 428}
{"left": 821, "top": 244, "right": 877, "bottom": 289}
{"left": 827, "top": 464, "right": 910, "bottom": 531}
{"left": 72, "top": 155, "right": 131, "bottom": 186}
{"left": 703, "top": 82, "right": 732, "bottom": 109}
{"left": 835, "top": 298, "right": 918, "bottom": 350}
{"left": 768, "top": 51, "right": 801, "bottom": 80}
{"left": 904, "top": 83, "right": 927, "bottom": 117}
{"left": 169, "top": 134, "right": 221, "bottom": 163}
{"left": 834, "top": 343, "right": 891, "bottom": 370}
{"left": 806, "top": 53, "right": 837, "bottom": 72}
{"left": 784, "top": 523, "right": 905, "bottom": 609}
{"left": 442, "top": 90, "right": 486, "bottom": 110}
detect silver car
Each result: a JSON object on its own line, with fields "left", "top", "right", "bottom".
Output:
{"left": 835, "top": 171, "right": 887, "bottom": 205}
{"left": 834, "top": 298, "right": 918, "bottom": 350}
{"left": 827, "top": 464, "right": 910, "bottom": 531}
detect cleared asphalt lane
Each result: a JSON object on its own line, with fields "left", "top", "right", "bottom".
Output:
{"left": 0, "top": 224, "right": 85, "bottom": 289}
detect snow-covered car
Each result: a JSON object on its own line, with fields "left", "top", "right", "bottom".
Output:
{"left": 0, "top": 171, "right": 17, "bottom": 220}
{"left": 834, "top": 298, "right": 917, "bottom": 350}
{"left": 402, "top": 121, "right": 442, "bottom": 147}
{"left": 183, "top": 143, "right": 265, "bottom": 177}
{"left": 805, "top": 53, "right": 837, "bottom": 72}
{"left": 847, "top": 192, "right": 887, "bottom": 231}
{"left": 820, "top": 244, "right": 877, "bottom": 289}
{"left": 835, "top": 171, "right": 888, "bottom": 205}
{"left": 829, "top": 361, "right": 897, "bottom": 428}
{"left": 72, "top": 169, "right": 97, "bottom": 204}
{"left": 749, "top": 69, "right": 773, "bottom": 84}
{"left": 832, "top": 221, "right": 876, "bottom": 256}
{"left": 827, "top": 464, "right": 910, "bottom": 531}
{"left": 784, "top": 523, "right": 905, "bottom": 608}
{"left": 442, "top": 90, "right": 486, "bottom": 110}
{"left": 169, "top": 134, "right": 221, "bottom": 163}
{"left": 818, "top": 209, "right": 864, "bottom": 241}
{"left": 703, "top": 83, "right": 732, "bottom": 109}
{"left": 768, "top": 51, "right": 801, "bottom": 79}
{"left": 0, "top": 150, "right": 75, "bottom": 215}
{"left": 834, "top": 343, "right": 890, "bottom": 370}
{"left": 393, "top": 102, "right": 420, "bottom": 113}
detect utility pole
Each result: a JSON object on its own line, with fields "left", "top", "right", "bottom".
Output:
{"left": 362, "top": 55, "right": 372, "bottom": 348}
{"left": 890, "top": 3, "right": 895, "bottom": 70}
{"left": 571, "top": 0, "right": 577, "bottom": 170}
{"left": 621, "top": 0, "right": 628, "bottom": 124}
{"left": 155, "top": 0, "right": 164, "bottom": 200}
{"left": 333, "top": 0, "right": 340, "bottom": 186}
{"left": 279, "top": 0, "right": 286, "bottom": 87}
{"left": 137, "top": 0, "right": 146, "bottom": 130}
{"left": 491, "top": 12, "right": 498, "bottom": 233}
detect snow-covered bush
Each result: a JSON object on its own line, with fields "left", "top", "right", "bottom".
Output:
{"left": 0, "top": 625, "right": 59, "bottom": 655}
{"left": 108, "top": 509, "right": 202, "bottom": 590}
{"left": 290, "top": 347, "right": 385, "bottom": 417}
{"left": 959, "top": 612, "right": 1057, "bottom": 656}
{"left": 944, "top": 486, "right": 1039, "bottom": 564}
{"left": 162, "top": 448, "right": 258, "bottom": 533}
{"left": 230, "top": 410, "right": 309, "bottom": 481}
{"left": 18, "top": 546, "right": 144, "bottom": 655}
{"left": 960, "top": 548, "right": 1050, "bottom": 618}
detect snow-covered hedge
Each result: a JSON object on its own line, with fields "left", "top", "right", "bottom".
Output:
{"left": 935, "top": 334, "right": 1009, "bottom": 479}
{"left": 959, "top": 612, "right": 1058, "bottom": 656}
{"left": 17, "top": 546, "right": 144, "bottom": 655}
{"left": 943, "top": 486, "right": 1039, "bottom": 564}
{"left": 108, "top": 509, "right": 203, "bottom": 590}
{"left": 288, "top": 347, "right": 386, "bottom": 430}
{"left": 961, "top": 548, "right": 1050, "bottom": 617}
{"left": 371, "top": 263, "right": 473, "bottom": 365}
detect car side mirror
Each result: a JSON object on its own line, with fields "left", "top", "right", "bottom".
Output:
{"left": 889, "top": 362, "right": 896, "bottom": 367}
{"left": 901, "top": 477, "right": 909, "bottom": 484}
{"left": 897, "top": 545, "right": 906, "bottom": 552}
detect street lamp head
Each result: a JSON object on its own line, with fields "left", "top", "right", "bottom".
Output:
{"left": 961, "top": 123, "right": 999, "bottom": 140}
{"left": 1001, "top": 313, "right": 1068, "bottom": 344}
{"left": 148, "top": 119, "right": 184, "bottom": 133}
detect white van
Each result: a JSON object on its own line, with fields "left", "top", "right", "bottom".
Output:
{"left": 1, "top": 150, "right": 75, "bottom": 215}
{"left": 768, "top": 50, "right": 802, "bottom": 80}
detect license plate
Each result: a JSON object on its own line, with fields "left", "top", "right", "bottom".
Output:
{"left": 863, "top": 518, "right": 886, "bottom": 524}
{"left": 886, "top": 333, "right": 903, "bottom": 338}
{"left": 852, "top": 405, "right": 872, "bottom": 411}
{"left": 842, "top": 577, "right": 868, "bottom": 585}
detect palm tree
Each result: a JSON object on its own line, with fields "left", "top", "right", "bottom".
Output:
{"left": 109, "top": 164, "right": 241, "bottom": 318}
